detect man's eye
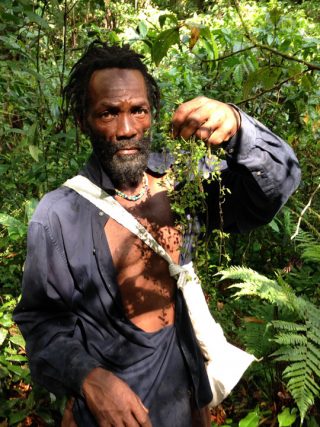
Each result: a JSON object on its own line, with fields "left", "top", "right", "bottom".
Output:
{"left": 100, "top": 111, "right": 115, "bottom": 120}
{"left": 133, "top": 108, "right": 148, "bottom": 116}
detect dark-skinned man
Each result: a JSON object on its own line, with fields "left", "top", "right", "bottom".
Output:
{"left": 14, "top": 41, "right": 300, "bottom": 427}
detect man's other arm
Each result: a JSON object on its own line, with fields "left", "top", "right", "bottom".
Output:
{"left": 14, "top": 220, "right": 101, "bottom": 396}
{"left": 13, "top": 219, "right": 151, "bottom": 426}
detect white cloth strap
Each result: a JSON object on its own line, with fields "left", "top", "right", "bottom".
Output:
{"left": 63, "top": 175, "right": 257, "bottom": 407}
{"left": 64, "top": 176, "right": 188, "bottom": 288}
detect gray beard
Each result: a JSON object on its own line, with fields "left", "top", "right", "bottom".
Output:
{"left": 89, "top": 131, "right": 150, "bottom": 189}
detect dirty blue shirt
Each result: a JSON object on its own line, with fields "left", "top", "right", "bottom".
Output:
{"left": 14, "top": 111, "right": 300, "bottom": 424}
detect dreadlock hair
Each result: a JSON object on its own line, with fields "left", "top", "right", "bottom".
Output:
{"left": 63, "top": 40, "right": 160, "bottom": 130}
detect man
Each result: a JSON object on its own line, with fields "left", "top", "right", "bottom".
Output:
{"left": 14, "top": 41, "right": 300, "bottom": 427}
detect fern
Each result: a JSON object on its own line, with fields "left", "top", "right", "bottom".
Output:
{"left": 239, "top": 303, "right": 275, "bottom": 358}
{"left": 216, "top": 266, "right": 320, "bottom": 423}
{"left": 294, "top": 229, "right": 320, "bottom": 263}
{"left": 300, "top": 244, "right": 320, "bottom": 263}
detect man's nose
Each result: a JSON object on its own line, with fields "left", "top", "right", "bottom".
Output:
{"left": 116, "top": 113, "right": 137, "bottom": 139}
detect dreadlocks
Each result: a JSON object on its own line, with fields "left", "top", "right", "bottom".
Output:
{"left": 63, "top": 40, "right": 160, "bottom": 129}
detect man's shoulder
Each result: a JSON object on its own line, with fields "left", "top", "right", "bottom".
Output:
{"left": 31, "top": 185, "right": 83, "bottom": 225}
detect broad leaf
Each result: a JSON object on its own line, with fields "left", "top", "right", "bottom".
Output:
{"left": 239, "top": 410, "right": 260, "bottom": 427}
{"left": 29, "top": 144, "right": 41, "bottom": 162}
{"left": 151, "top": 27, "right": 179, "bottom": 66}
{"left": 278, "top": 408, "right": 297, "bottom": 427}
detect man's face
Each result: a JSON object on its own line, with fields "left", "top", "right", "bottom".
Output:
{"left": 85, "top": 68, "right": 152, "bottom": 188}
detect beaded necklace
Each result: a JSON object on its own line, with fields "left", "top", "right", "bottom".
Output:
{"left": 114, "top": 173, "right": 148, "bottom": 201}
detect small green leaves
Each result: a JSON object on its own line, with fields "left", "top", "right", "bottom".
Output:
{"left": 0, "top": 213, "right": 27, "bottom": 240}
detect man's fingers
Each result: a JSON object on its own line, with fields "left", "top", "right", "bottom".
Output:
{"left": 132, "top": 397, "right": 152, "bottom": 426}
{"left": 178, "top": 116, "right": 209, "bottom": 140}
{"left": 61, "top": 398, "right": 77, "bottom": 427}
{"left": 172, "top": 96, "right": 208, "bottom": 138}
{"left": 83, "top": 368, "right": 152, "bottom": 427}
{"left": 136, "top": 397, "right": 149, "bottom": 414}
{"left": 172, "top": 97, "right": 241, "bottom": 143}
{"left": 206, "top": 127, "right": 232, "bottom": 145}
{"left": 195, "top": 116, "right": 236, "bottom": 145}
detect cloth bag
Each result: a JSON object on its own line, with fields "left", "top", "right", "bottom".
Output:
{"left": 64, "top": 175, "right": 257, "bottom": 407}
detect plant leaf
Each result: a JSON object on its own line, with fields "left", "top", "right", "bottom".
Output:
{"left": 278, "top": 408, "right": 297, "bottom": 427}
{"left": 239, "top": 410, "right": 260, "bottom": 427}
{"left": 151, "top": 27, "right": 179, "bottom": 66}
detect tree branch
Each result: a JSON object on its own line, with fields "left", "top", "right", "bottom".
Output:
{"left": 231, "top": 0, "right": 320, "bottom": 72}
{"left": 202, "top": 45, "right": 256, "bottom": 62}
{"left": 291, "top": 182, "right": 320, "bottom": 240}
{"left": 60, "top": 0, "right": 68, "bottom": 97}
{"left": 237, "top": 70, "right": 309, "bottom": 105}
{"left": 256, "top": 43, "right": 320, "bottom": 71}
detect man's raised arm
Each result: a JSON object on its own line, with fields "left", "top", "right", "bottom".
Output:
{"left": 172, "top": 97, "right": 301, "bottom": 233}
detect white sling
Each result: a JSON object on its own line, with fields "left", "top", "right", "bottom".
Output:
{"left": 64, "top": 175, "right": 256, "bottom": 407}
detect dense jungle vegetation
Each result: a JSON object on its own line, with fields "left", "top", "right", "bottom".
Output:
{"left": 0, "top": 0, "right": 319, "bottom": 425}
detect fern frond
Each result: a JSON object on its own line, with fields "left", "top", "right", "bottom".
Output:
{"left": 238, "top": 303, "right": 275, "bottom": 358}
{"left": 307, "top": 331, "right": 320, "bottom": 347}
{"left": 301, "top": 244, "right": 320, "bottom": 262}
{"left": 283, "top": 362, "right": 319, "bottom": 421}
{"left": 272, "top": 347, "right": 307, "bottom": 362}
{"left": 216, "top": 266, "right": 272, "bottom": 284}
{"left": 293, "top": 227, "right": 320, "bottom": 262}
{"left": 219, "top": 268, "right": 296, "bottom": 310}
{"left": 273, "top": 333, "right": 307, "bottom": 346}
{"left": 218, "top": 265, "right": 320, "bottom": 422}
{"left": 272, "top": 320, "right": 306, "bottom": 332}
{"left": 306, "top": 357, "right": 320, "bottom": 377}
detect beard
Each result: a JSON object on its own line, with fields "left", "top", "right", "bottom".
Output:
{"left": 88, "top": 129, "right": 151, "bottom": 189}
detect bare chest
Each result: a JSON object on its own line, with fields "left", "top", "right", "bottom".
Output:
{"left": 104, "top": 190, "right": 181, "bottom": 274}
{"left": 103, "top": 182, "right": 181, "bottom": 331}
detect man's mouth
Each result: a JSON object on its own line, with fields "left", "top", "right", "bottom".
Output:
{"left": 115, "top": 147, "right": 140, "bottom": 156}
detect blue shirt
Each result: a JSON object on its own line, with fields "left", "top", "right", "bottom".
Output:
{"left": 13, "top": 110, "right": 300, "bottom": 417}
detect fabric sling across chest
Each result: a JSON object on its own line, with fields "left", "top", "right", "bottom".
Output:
{"left": 64, "top": 174, "right": 257, "bottom": 408}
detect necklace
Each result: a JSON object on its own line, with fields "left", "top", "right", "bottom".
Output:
{"left": 115, "top": 173, "right": 148, "bottom": 201}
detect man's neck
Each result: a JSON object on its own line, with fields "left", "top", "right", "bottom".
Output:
{"left": 114, "top": 172, "right": 148, "bottom": 202}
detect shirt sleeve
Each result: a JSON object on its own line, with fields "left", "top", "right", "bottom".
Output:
{"left": 13, "top": 220, "right": 102, "bottom": 396}
{"left": 202, "top": 109, "right": 301, "bottom": 233}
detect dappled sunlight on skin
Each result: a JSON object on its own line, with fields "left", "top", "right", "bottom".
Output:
{"left": 104, "top": 180, "right": 183, "bottom": 332}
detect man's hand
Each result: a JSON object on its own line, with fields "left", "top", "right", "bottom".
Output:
{"left": 61, "top": 398, "right": 77, "bottom": 427}
{"left": 172, "top": 97, "right": 241, "bottom": 145}
{"left": 82, "top": 367, "right": 152, "bottom": 427}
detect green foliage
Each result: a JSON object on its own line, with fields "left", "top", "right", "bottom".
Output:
{"left": 217, "top": 266, "right": 320, "bottom": 422}
{"left": 0, "top": 0, "right": 319, "bottom": 424}
{"left": 0, "top": 293, "right": 65, "bottom": 425}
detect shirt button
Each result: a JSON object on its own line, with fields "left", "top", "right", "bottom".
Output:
{"left": 99, "top": 211, "right": 104, "bottom": 216}
{"left": 228, "top": 148, "right": 234, "bottom": 154}
{"left": 256, "top": 171, "right": 261, "bottom": 176}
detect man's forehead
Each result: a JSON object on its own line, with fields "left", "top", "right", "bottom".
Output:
{"left": 88, "top": 68, "right": 148, "bottom": 98}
